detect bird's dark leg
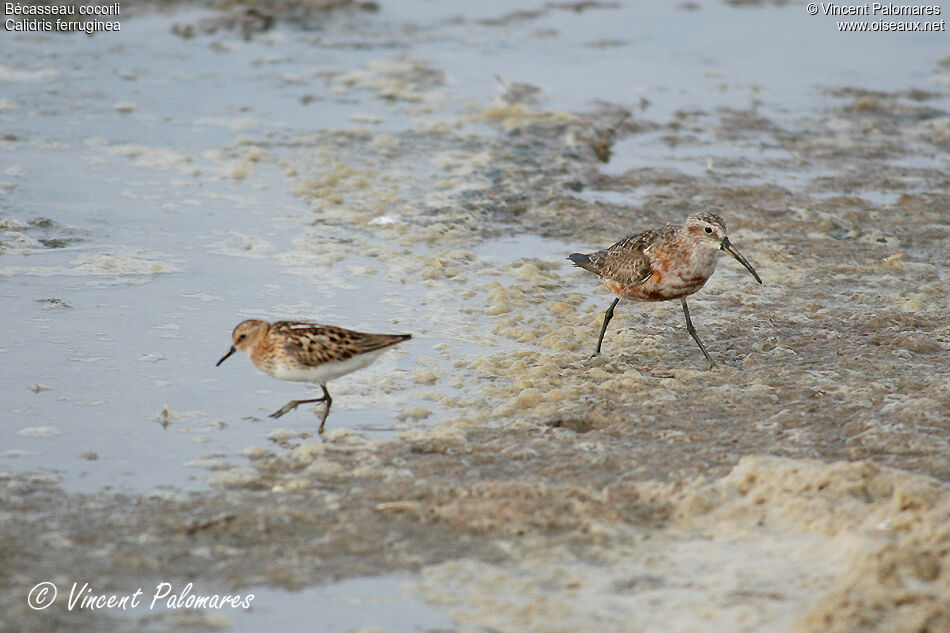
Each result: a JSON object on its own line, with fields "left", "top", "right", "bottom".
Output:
{"left": 681, "top": 298, "right": 716, "bottom": 369}
{"left": 592, "top": 298, "right": 620, "bottom": 358}
{"left": 316, "top": 385, "right": 332, "bottom": 435}
{"left": 269, "top": 397, "right": 325, "bottom": 419}
{"left": 270, "top": 384, "right": 333, "bottom": 432}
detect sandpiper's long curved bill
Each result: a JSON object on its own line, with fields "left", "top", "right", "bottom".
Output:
{"left": 721, "top": 237, "right": 762, "bottom": 284}
{"left": 216, "top": 346, "right": 237, "bottom": 366}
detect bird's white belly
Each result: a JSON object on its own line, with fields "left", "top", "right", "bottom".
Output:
{"left": 269, "top": 348, "right": 387, "bottom": 384}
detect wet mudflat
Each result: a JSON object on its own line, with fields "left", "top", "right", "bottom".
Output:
{"left": 1, "top": 1, "right": 948, "bottom": 632}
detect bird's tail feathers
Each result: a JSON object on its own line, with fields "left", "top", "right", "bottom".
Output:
{"left": 568, "top": 252, "right": 601, "bottom": 275}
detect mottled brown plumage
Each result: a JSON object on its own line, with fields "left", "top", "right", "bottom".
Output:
{"left": 216, "top": 319, "right": 411, "bottom": 433}
{"left": 569, "top": 213, "right": 761, "bottom": 367}
{"left": 260, "top": 322, "right": 409, "bottom": 370}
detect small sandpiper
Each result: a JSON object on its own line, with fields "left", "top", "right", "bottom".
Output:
{"left": 217, "top": 319, "right": 411, "bottom": 433}
{"left": 568, "top": 213, "right": 761, "bottom": 367}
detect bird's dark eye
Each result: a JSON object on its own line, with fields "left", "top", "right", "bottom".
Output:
{"left": 237, "top": 334, "right": 246, "bottom": 341}
{"left": 704, "top": 227, "right": 713, "bottom": 234}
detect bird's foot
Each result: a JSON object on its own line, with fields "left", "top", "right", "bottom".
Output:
{"left": 269, "top": 402, "right": 298, "bottom": 419}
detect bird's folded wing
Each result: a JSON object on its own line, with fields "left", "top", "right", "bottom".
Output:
{"left": 601, "top": 248, "right": 652, "bottom": 286}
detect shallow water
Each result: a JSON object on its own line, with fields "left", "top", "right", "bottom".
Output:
{"left": 2, "top": 1, "right": 949, "bottom": 632}
{"left": 207, "top": 575, "right": 452, "bottom": 633}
